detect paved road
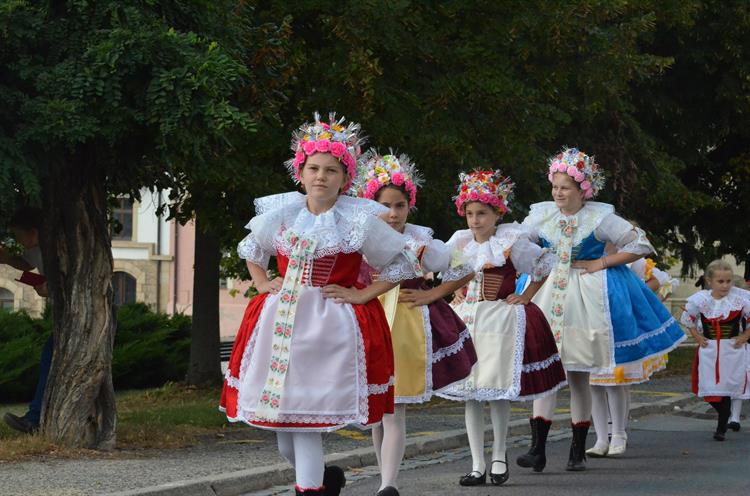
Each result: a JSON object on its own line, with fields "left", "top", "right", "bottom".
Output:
{"left": 0, "top": 376, "right": 702, "bottom": 496}
{"left": 337, "top": 411, "right": 750, "bottom": 496}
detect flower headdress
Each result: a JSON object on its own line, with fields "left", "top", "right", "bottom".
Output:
{"left": 352, "top": 149, "right": 424, "bottom": 208}
{"left": 454, "top": 169, "right": 515, "bottom": 216}
{"left": 547, "top": 147, "right": 605, "bottom": 199}
{"left": 285, "top": 112, "right": 365, "bottom": 190}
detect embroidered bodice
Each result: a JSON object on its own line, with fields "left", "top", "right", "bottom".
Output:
{"left": 478, "top": 263, "right": 518, "bottom": 301}
{"left": 277, "top": 252, "right": 365, "bottom": 288}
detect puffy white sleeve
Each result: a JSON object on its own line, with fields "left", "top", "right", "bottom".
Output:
{"left": 439, "top": 230, "right": 475, "bottom": 282}
{"left": 361, "top": 217, "right": 419, "bottom": 283}
{"left": 595, "top": 214, "right": 654, "bottom": 256}
{"left": 510, "top": 237, "right": 558, "bottom": 282}
{"left": 420, "top": 239, "right": 452, "bottom": 274}
{"left": 236, "top": 210, "right": 281, "bottom": 269}
{"left": 680, "top": 295, "right": 702, "bottom": 331}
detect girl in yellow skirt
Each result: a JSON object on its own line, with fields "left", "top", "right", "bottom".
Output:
{"left": 354, "top": 151, "right": 478, "bottom": 496}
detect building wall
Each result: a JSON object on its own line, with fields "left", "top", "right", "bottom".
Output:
{"left": 0, "top": 265, "right": 45, "bottom": 316}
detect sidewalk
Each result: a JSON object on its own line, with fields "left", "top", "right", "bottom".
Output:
{"left": 0, "top": 376, "right": 699, "bottom": 496}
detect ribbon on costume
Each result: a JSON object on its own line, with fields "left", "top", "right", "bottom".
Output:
{"left": 255, "top": 230, "right": 318, "bottom": 421}
{"left": 548, "top": 216, "right": 578, "bottom": 343}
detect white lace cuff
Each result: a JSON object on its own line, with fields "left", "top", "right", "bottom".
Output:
{"left": 530, "top": 249, "right": 557, "bottom": 282}
{"left": 440, "top": 263, "right": 475, "bottom": 282}
{"left": 237, "top": 233, "right": 271, "bottom": 269}
{"left": 617, "top": 228, "right": 655, "bottom": 256}
{"left": 378, "top": 253, "right": 420, "bottom": 283}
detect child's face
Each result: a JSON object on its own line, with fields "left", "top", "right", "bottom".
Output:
{"left": 464, "top": 201, "right": 500, "bottom": 240}
{"left": 300, "top": 153, "right": 347, "bottom": 205}
{"left": 11, "top": 226, "right": 38, "bottom": 249}
{"left": 376, "top": 186, "right": 409, "bottom": 233}
{"left": 551, "top": 172, "right": 585, "bottom": 212}
{"left": 707, "top": 269, "right": 734, "bottom": 298}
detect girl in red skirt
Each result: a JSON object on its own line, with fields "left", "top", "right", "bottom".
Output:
{"left": 220, "top": 113, "right": 418, "bottom": 496}
{"left": 683, "top": 259, "right": 750, "bottom": 441}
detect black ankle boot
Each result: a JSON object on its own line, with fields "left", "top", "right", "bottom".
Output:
{"left": 711, "top": 398, "right": 730, "bottom": 442}
{"left": 323, "top": 465, "right": 346, "bottom": 496}
{"left": 566, "top": 421, "right": 590, "bottom": 471}
{"left": 517, "top": 417, "right": 552, "bottom": 472}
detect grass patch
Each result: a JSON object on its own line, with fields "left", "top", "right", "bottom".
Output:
{"left": 0, "top": 382, "right": 241, "bottom": 461}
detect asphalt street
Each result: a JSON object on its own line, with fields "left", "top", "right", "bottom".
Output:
{"left": 337, "top": 411, "right": 750, "bottom": 496}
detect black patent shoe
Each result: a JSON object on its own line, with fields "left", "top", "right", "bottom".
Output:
{"left": 376, "top": 487, "right": 400, "bottom": 496}
{"left": 490, "top": 458, "right": 509, "bottom": 486}
{"left": 323, "top": 465, "right": 346, "bottom": 496}
{"left": 713, "top": 430, "right": 726, "bottom": 441}
{"left": 459, "top": 471, "right": 486, "bottom": 486}
{"left": 728, "top": 421, "right": 741, "bottom": 432}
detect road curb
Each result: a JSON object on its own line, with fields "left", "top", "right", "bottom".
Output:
{"left": 105, "top": 392, "right": 698, "bottom": 496}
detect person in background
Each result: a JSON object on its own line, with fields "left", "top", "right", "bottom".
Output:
{"left": 0, "top": 206, "right": 49, "bottom": 434}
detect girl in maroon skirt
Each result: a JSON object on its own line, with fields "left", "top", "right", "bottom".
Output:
{"left": 436, "top": 170, "right": 566, "bottom": 486}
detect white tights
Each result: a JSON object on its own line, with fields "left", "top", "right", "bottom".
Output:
{"left": 730, "top": 398, "right": 743, "bottom": 423}
{"left": 567, "top": 371, "right": 593, "bottom": 423}
{"left": 465, "top": 400, "right": 510, "bottom": 475}
{"left": 276, "top": 431, "right": 324, "bottom": 490}
{"left": 590, "top": 385, "right": 629, "bottom": 449}
{"left": 531, "top": 371, "right": 592, "bottom": 425}
{"left": 372, "top": 404, "right": 406, "bottom": 490}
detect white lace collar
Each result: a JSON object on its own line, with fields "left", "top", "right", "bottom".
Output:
{"left": 524, "top": 201, "right": 614, "bottom": 247}
{"left": 691, "top": 288, "right": 749, "bottom": 320}
{"left": 249, "top": 192, "right": 389, "bottom": 258}
{"left": 450, "top": 223, "right": 525, "bottom": 272}
{"left": 402, "top": 224, "right": 434, "bottom": 252}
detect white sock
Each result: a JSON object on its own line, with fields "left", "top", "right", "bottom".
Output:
{"left": 378, "top": 404, "right": 406, "bottom": 490}
{"left": 607, "top": 385, "right": 629, "bottom": 444}
{"left": 277, "top": 431, "right": 295, "bottom": 466}
{"left": 590, "top": 385, "right": 609, "bottom": 448}
{"left": 292, "top": 432, "right": 324, "bottom": 489}
{"left": 532, "top": 390, "right": 557, "bottom": 420}
{"left": 489, "top": 400, "right": 510, "bottom": 475}
{"left": 730, "top": 398, "right": 743, "bottom": 423}
{"left": 567, "top": 371, "right": 592, "bottom": 423}
{"left": 465, "top": 400, "right": 486, "bottom": 474}
{"left": 372, "top": 423, "right": 384, "bottom": 472}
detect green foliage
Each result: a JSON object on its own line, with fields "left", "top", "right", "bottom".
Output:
{"left": 0, "top": 0, "right": 280, "bottom": 221}
{"left": 0, "top": 304, "right": 191, "bottom": 402}
{"left": 244, "top": 0, "right": 708, "bottom": 264}
{"left": 0, "top": 310, "right": 52, "bottom": 401}
{"left": 111, "top": 303, "right": 191, "bottom": 391}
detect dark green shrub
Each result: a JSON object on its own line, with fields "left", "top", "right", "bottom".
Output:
{"left": 0, "top": 304, "right": 191, "bottom": 402}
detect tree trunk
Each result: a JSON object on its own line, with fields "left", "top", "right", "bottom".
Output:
{"left": 187, "top": 215, "right": 222, "bottom": 385}
{"left": 40, "top": 164, "right": 116, "bottom": 450}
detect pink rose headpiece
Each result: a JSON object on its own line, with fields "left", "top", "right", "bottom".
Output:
{"left": 285, "top": 112, "right": 364, "bottom": 190}
{"left": 454, "top": 169, "right": 515, "bottom": 217}
{"left": 352, "top": 149, "right": 424, "bottom": 208}
{"left": 547, "top": 147, "right": 605, "bottom": 199}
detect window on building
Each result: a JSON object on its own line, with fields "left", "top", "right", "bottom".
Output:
{"left": 0, "top": 288, "right": 14, "bottom": 311}
{"left": 219, "top": 278, "right": 228, "bottom": 289}
{"left": 111, "top": 198, "right": 134, "bottom": 240}
{"left": 112, "top": 272, "right": 137, "bottom": 306}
